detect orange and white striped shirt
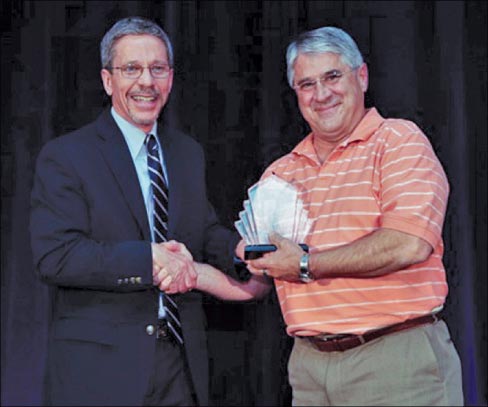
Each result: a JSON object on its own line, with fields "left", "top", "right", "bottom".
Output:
{"left": 263, "top": 108, "right": 449, "bottom": 336}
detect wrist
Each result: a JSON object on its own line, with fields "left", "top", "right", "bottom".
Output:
{"left": 194, "top": 262, "right": 204, "bottom": 289}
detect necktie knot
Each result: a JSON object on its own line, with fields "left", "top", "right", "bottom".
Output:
{"left": 146, "top": 133, "right": 158, "bottom": 151}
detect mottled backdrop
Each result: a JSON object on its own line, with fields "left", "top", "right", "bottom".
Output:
{"left": 1, "top": 1, "right": 486, "bottom": 406}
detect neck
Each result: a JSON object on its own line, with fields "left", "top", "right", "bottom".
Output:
{"left": 313, "top": 108, "right": 368, "bottom": 164}
{"left": 312, "top": 135, "right": 344, "bottom": 164}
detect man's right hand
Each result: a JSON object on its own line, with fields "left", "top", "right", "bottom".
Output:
{"left": 151, "top": 242, "right": 197, "bottom": 293}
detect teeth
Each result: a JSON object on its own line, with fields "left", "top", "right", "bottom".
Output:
{"left": 132, "top": 96, "right": 155, "bottom": 101}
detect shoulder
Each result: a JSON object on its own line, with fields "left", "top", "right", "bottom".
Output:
{"left": 39, "top": 118, "right": 100, "bottom": 158}
{"left": 262, "top": 152, "right": 297, "bottom": 178}
{"left": 161, "top": 125, "right": 204, "bottom": 154}
{"left": 379, "top": 117, "right": 425, "bottom": 139}
{"left": 374, "top": 117, "right": 434, "bottom": 149}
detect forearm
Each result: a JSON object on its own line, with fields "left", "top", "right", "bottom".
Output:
{"left": 195, "top": 262, "right": 272, "bottom": 300}
{"left": 33, "top": 237, "right": 153, "bottom": 290}
{"left": 310, "top": 228, "right": 432, "bottom": 278}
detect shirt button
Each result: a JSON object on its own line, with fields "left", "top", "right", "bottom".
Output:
{"left": 146, "top": 324, "right": 155, "bottom": 336}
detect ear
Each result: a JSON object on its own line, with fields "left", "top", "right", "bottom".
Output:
{"left": 100, "top": 69, "right": 113, "bottom": 97}
{"left": 167, "top": 68, "right": 174, "bottom": 94}
{"left": 357, "top": 63, "right": 369, "bottom": 93}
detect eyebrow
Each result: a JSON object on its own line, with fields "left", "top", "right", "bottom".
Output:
{"left": 296, "top": 68, "right": 341, "bottom": 84}
{"left": 121, "top": 60, "right": 169, "bottom": 66}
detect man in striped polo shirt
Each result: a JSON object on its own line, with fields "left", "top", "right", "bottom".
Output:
{"left": 243, "top": 26, "right": 464, "bottom": 406}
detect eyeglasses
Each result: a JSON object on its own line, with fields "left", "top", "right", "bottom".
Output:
{"left": 108, "top": 63, "right": 172, "bottom": 79}
{"left": 293, "top": 67, "right": 359, "bottom": 93}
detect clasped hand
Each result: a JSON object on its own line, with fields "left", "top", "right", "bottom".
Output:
{"left": 151, "top": 241, "right": 197, "bottom": 294}
{"left": 243, "top": 232, "right": 304, "bottom": 282}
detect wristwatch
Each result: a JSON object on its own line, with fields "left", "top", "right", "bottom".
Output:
{"left": 299, "top": 253, "right": 314, "bottom": 283}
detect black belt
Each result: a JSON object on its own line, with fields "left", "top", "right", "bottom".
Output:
{"left": 304, "top": 314, "right": 439, "bottom": 352}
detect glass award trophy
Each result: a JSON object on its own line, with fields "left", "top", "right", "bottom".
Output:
{"left": 235, "top": 175, "right": 312, "bottom": 260}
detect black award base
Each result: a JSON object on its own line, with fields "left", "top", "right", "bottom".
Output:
{"left": 244, "top": 243, "right": 309, "bottom": 260}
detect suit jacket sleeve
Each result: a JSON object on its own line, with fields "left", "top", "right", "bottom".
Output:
{"left": 202, "top": 199, "right": 240, "bottom": 275}
{"left": 30, "top": 137, "right": 153, "bottom": 292}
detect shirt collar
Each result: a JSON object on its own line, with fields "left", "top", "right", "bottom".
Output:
{"left": 292, "top": 107, "right": 385, "bottom": 162}
{"left": 340, "top": 107, "right": 385, "bottom": 146}
{"left": 111, "top": 107, "right": 158, "bottom": 160}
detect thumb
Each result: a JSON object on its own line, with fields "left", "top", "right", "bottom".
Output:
{"left": 268, "top": 232, "right": 284, "bottom": 247}
{"left": 163, "top": 240, "right": 181, "bottom": 252}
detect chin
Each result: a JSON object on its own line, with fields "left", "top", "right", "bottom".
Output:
{"left": 131, "top": 113, "right": 159, "bottom": 126}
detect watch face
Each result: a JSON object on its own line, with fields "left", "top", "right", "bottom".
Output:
{"left": 299, "top": 271, "right": 313, "bottom": 283}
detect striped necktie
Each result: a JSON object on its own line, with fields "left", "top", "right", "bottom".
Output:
{"left": 146, "top": 134, "right": 184, "bottom": 345}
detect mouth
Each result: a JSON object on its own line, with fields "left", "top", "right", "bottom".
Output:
{"left": 130, "top": 93, "right": 158, "bottom": 101}
{"left": 314, "top": 101, "right": 341, "bottom": 117}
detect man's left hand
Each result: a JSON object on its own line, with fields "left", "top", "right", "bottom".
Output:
{"left": 248, "top": 232, "right": 305, "bottom": 282}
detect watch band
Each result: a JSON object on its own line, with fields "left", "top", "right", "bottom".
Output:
{"left": 300, "top": 253, "right": 309, "bottom": 273}
{"left": 299, "top": 253, "right": 314, "bottom": 283}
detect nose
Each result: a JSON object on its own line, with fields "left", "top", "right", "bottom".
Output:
{"left": 137, "top": 67, "right": 154, "bottom": 86}
{"left": 314, "top": 81, "right": 332, "bottom": 101}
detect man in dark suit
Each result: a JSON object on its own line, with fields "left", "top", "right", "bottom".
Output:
{"left": 30, "top": 16, "right": 239, "bottom": 406}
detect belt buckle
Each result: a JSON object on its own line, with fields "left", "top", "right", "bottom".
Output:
{"left": 315, "top": 333, "right": 366, "bottom": 352}
{"left": 156, "top": 319, "right": 170, "bottom": 340}
{"left": 319, "top": 333, "right": 350, "bottom": 342}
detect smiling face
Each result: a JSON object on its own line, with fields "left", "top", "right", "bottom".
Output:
{"left": 101, "top": 34, "right": 173, "bottom": 133}
{"left": 293, "top": 52, "right": 368, "bottom": 145}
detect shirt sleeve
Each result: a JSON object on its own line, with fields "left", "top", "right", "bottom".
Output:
{"left": 378, "top": 120, "right": 449, "bottom": 249}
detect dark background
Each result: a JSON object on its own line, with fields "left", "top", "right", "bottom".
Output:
{"left": 1, "top": 1, "right": 486, "bottom": 406}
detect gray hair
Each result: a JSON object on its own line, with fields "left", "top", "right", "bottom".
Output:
{"left": 286, "top": 27, "right": 364, "bottom": 87}
{"left": 100, "top": 16, "right": 173, "bottom": 69}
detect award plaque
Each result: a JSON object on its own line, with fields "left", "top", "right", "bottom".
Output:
{"left": 234, "top": 175, "right": 312, "bottom": 260}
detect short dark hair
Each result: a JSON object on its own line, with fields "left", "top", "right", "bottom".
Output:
{"left": 100, "top": 16, "right": 173, "bottom": 69}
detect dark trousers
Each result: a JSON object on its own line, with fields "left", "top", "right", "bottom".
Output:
{"left": 143, "top": 337, "right": 196, "bottom": 406}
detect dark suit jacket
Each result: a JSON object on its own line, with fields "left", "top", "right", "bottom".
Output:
{"left": 30, "top": 109, "right": 238, "bottom": 406}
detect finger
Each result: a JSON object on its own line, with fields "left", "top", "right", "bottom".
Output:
{"left": 165, "top": 284, "right": 179, "bottom": 295}
{"left": 246, "top": 263, "right": 264, "bottom": 275}
{"left": 153, "top": 264, "right": 161, "bottom": 278}
{"left": 235, "top": 240, "right": 246, "bottom": 260}
{"left": 153, "top": 266, "right": 161, "bottom": 284}
{"left": 158, "top": 275, "right": 172, "bottom": 291}
{"left": 248, "top": 268, "right": 263, "bottom": 276}
{"left": 182, "top": 272, "right": 196, "bottom": 291}
{"left": 184, "top": 271, "right": 192, "bottom": 288}
{"left": 268, "top": 232, "right": 284, "bottom": 246}
{"left": 183, "top": 269, "right": 197, "bottom": 291}
{"left": 249, "top": 257, "right": 271, "bottom": 270}
{"left": 175, "top": 277, "right": 190, "bottom": 293}
{"left": 188, "top": 263, "right": 198, "bottom": 279}
{"left": 158, "top": 267, "right": 173, "bottom": 282}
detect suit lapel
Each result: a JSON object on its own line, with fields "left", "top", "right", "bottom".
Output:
{"left": 95, "top": 110, "right": 151, "bottom": 241}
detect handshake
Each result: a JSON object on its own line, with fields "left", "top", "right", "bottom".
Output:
{"left": 151, "top": 175, "right": 313, "bottom": 295}
{"left": 151, "top": 239, "right": 272, "bottom": 302}
{"left": 151, "top": 240, "right": 199, "bottom": 294}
